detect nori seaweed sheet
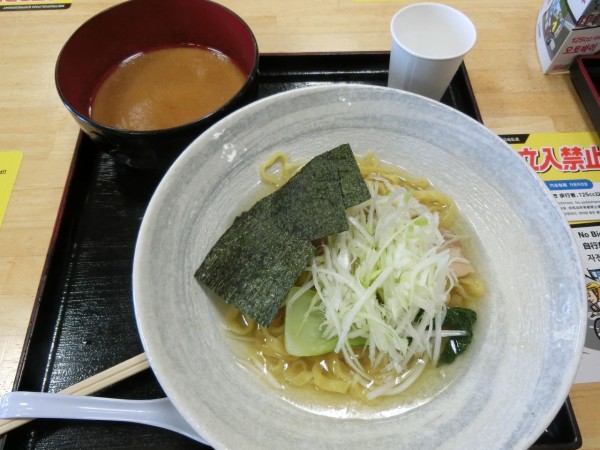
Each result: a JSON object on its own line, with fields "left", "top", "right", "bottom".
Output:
{"left": 195, "top": 196, "right": 315, "bottom": 326}
{"left": 272, "top": 144, "right": 371, "bottom": 241}
{"left": 323, "top": 144, "right": 371, "bottom": 207}
{"left": 195, "top": 144, "right": 371, "bottom": 326}
{"left": 272, "top": 154, "right": 348, "bottom": 241}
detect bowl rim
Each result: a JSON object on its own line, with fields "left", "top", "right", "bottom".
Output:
{"left": 132, "top": 83, "right": 587, "bottom": 450}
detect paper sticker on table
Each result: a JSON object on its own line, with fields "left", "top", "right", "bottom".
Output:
{"left": 0, "top": 151, "right": 23, "bottom": 228}
{"left": 571, "top": 223, "right": 600, "bottom": 384}
{"left": 502, "top": 132, "right": 600, "bottom": 224}
{"left": 0, "top": 0, "right": 71, "bottom": 11}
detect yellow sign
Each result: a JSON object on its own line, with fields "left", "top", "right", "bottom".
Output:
{"left": 502, "top": 131, "right": 600, "bottom": 224}
{"left": 0, "top": 0, "right": 71, "bottom": 11}
{"left": 0, "top": 151, "right": 22, "bottom": 228}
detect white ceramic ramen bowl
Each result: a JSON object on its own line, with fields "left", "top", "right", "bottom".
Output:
{"left": 132, "top": 84, "right": 586, "bottom": 450}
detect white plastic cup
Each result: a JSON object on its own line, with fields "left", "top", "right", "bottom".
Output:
{"left": 388, "top": 3, "right": 476, "bottom": 101}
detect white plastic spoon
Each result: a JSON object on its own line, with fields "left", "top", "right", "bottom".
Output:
{"left": 0, "top": 391, "right": 209, "bottom": 446}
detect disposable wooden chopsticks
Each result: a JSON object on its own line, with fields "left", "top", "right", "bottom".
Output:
{"left": 0, "top": 352, "right": 149, "bottom": 436}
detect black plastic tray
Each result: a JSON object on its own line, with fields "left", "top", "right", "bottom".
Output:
{"left": 0, "top": 52, "right": 581, "bottom": 449}
{"left": 571, "top": 55, "right": 600, "bottom": 135}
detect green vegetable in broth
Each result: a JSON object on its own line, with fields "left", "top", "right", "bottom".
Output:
{"left": 438, "top": 307, "right": 477, "bottom": 365}
{"left": 284, "top": 287, "right": 365, "bottom": 356}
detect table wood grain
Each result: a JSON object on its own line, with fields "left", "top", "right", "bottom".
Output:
{"left": 0, "top": 1, "right": 598, "bottom": 448}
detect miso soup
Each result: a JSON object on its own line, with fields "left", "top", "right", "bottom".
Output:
{"left": 90, "top": 46, "right": 246, "bottom": 131}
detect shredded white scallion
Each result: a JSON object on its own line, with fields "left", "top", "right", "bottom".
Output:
{"left": 297, "top": 179, "right": 460, "bottom": 395}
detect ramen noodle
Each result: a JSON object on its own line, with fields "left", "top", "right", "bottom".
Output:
{"left": 226, "top": 151, "right": 484, "bottom": 403}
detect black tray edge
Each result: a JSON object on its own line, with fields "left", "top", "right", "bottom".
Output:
{"left": 571, "top": 55, "right": 600, "bottom": 135}
{"left": 10, "top": 131, "right": 92, "bottom": 393}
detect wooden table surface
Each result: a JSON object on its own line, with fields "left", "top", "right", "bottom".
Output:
{"left": 0, "top": 0, "right": 598, "bottom": 448}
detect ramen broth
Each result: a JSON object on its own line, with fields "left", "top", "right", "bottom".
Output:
{"left": 223, "top": 153, "right": 485, "bottom": 418}
{"left": 90, "top": 46, "right": 246, "bottom": 131}
{"left": 226, "top": 255, "right": 482, "bottom": 418}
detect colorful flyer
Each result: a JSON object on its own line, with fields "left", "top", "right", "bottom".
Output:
{"left": 0, "top": 0, "right": 71, "bottom": 11}
{"left": 0, "top": 151, "right": 22, "bottom": 228}
{"left": 502, "top": 132, "right": 600, "bottom": 383}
